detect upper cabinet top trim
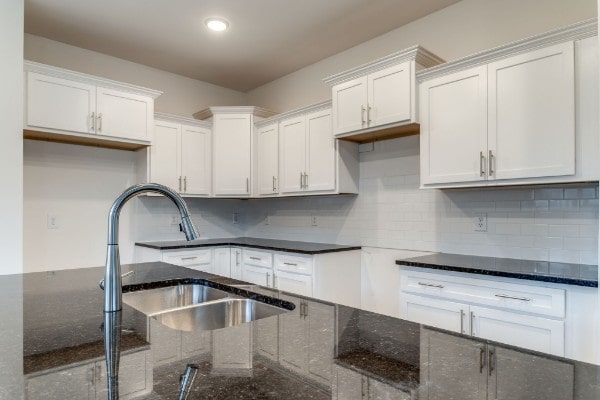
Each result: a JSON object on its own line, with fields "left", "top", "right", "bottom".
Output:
{"left": 193, "top": 106, "right": 277, "bottom": 120}
{"left": 24, "top": 60, "right": 163, "bottom": 99}
{"left": 154, "top": 112, "right": 212, "bottom": 128}
{"left": 417, "top": 18, "right": 597, "bottom": 82}
{"left": 322, "top": 45, "right": 444, "bottom": 86}
{"left": 254, "top": 100, "right": 332, "bottom": 127}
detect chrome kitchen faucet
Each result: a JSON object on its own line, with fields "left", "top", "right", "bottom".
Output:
{"left": 103, "top": 183, "right": 199, "bottom": 312}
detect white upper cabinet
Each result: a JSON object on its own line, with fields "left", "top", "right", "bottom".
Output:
{"left": 24, "top": 61, "right": 161, "bottom": 150}
{"left": 419, "top": 21, "right": 597, "bottom": 188}
{"left": 324, "top": 46, "right": 443, "bottom": 142}
{"left": 148, "top": 114, "right": 211, "bottom": 196}
{"left": 256, "top": 123, "right": 279, "bottom": 196}
{"left": 280, "top": 116, "right": 306, "bottom": 194}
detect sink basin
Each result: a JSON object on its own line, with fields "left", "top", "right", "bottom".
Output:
{"left": 152, "top": 298, "right": 288, "bottom": 332}
{"left": 123, "top": 284, "right": 229, "bottom": 315}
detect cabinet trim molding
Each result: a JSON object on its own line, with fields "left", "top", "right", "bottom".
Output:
{"left": 193, "top": 106, "right": 277, "bottom": 120}
{"left": 323, "top": 45, "right": 444, "bottom": 86}
{"left": 417, "top": 18, "right": 597, "bottom": 82}
{"left": 154, "top": 112, "right": 211, "bottom": 128}
{"left": 24, "top": 60, "right": 163, "bottom": 99}
{"left": 255, "top": 100, "right": 332, "bottom": 127}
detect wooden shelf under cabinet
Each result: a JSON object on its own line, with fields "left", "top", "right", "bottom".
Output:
{"left": 335, "top": 122, "right": 420, "bottom": 144}
{"left": 24, "top": 129, "right": 150, "bottom": 151}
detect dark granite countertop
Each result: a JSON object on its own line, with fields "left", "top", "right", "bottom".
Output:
{"left": 3, "top": 262, "right": 599, "bottom": 399}
{"left": 396, "top": 253, "right": 598, "bottom": 287}
{"left": 135, "top": 237, "right": 361, "bottom": 254}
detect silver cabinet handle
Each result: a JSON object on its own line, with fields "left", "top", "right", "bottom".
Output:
{"left": 303, "top": 302, "right": 308, "bottom": 319}
{"left": 300, "top": 172, "right": 303, "bottom": 189}
{"left": 488, "top": 349, "right": 495, "bottom": 376}
{"left": 273, "top": 176, "right": 277, "bottom": 192}
{"left": 417, "top": 282, "right": 444, "bottom": 289}
{"left": 249, "top": 257, "right": 261, "bottom": 261}
{"left": 90, "top": 112, "right": 96, "bottom": 131}
{"left": 367, "top": 105, "right": 372, "bottom": 124}
{"left": 246, "top": 177, "right": 249, "bottom": 193}
{"left": 184, "top": 176, "right": 187, "bottom": 192}
{"left": 470, "top": 311, "right": 475, "bottom": 336}
{"left": 480, "top": 151, "right": 486, "bottom": 177}
{"left": 479, "top": 347, "right": 486, "bottom": 374}
{"left": 361, "top": 105, "right": 366, "bottom": 125}
{"left": 266, "top": 272, "right": 270, "bottom": 287}
{"left": 283, "top": 262, "right": 297, "bottom": 266}
{"left": 304, "top": 173, "right": 308, "bottom": 189}
{"left": 181, "top": 256, "right": 198, "bottom": 261}
{"left": 179, "top": 176, "right": 182, "bottom": 192}
{"left": 489, "top": 150, "right": 494, "bottom": 176}
{"left": 236, "top": 252, "right": 240, "bottom": 266}
{"left": 495, "top": 294, "right": 531, "bottom": 302}
{"left": 273, "top": 272, "right": 277, "bottom": 288}
{"left": 460, "top": 309, "right": 465, "bottom": 334}
{"left": 97, "top": 113, "right": 103, "bottom": 132}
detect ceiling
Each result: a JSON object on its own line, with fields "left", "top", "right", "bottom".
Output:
{"left": 25, "top": 0, "right": 461, "bottom": 92}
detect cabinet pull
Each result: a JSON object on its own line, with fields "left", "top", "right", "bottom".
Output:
{"left": 184, "top": 176, "right": 187, "bottom": 192}
{"left": 273, "top": 176, "right": 277, "bottom": 192}
{"left": 90, "top": 112, "right": 95, "bottom": 131}
{"left": 460, "top": 309, "right": 465, "bottom": 334}
{"left": 470, "top": 311, "right": 475, "bottom": 336}
{"left": 417, "top": 282, "right": 444, "bottom": 289}
{"left": 266, "top": 272, "right": 270, "bottom": 287}
{"left": 489, "top": 349, "right": 495, "bottom": 376}
{"left": 273, "top": 272, "right": 277, "bottom": 288}
{"left": 249, "top": 256, "right": 262, "bottom": 261}
{"left": 304, "top": 173, "right": 309, "bottom": 189}
{"left": 479, "top": 151, "right": 486, "bottom": 177}
{"left": 479, "top": 347, "right": 486, "bottom": 374}
{"left": 246, "top": 177, "right": 249, "bottom": 193}
{"left": 181, "top": 256, "right": 198, "bottom": 261}
{"left": 367, "top": 105, "right": 372, "bottom": 124}
{"left": 283, "top": 262, "right": 297, "bottom": 266}
{"left": 179, "top": 176, "right": 182, "bottom": 192}
{"left": 495, "top": 294, "right": 531, "bottom": 302}
{"left": 300, "top": 172, "right": 303, "bottom": 189}
{"left": 97, "top": 113, "right": 103, "bottom": 132}
{"left": 361, "top": 105, "right": 366, "bottom": 125}
{"left": 236, "top": 252, "right": 240, "bottom": 266}
{"left": 488, "top": 150, "right": 494, "bottom": 176}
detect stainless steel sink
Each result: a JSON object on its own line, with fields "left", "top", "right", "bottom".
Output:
{"left": 123, "top": 284, "right": 230, "bottom": 315}
{"left": 152, "top": 298, "right": 288, "bottom": 332}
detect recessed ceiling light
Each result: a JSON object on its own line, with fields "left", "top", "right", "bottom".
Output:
{"left": 205, "top": 18, "right": 229, "bottom": 32}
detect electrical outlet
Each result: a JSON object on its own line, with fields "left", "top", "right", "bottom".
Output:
{"left": 311, "top": 215, "right": 318, "bottom": 226}
{"left": 474, "top": 213, "right": 487, "bottom": 232}
{"left": 232, "top": 212, "right": 240, "bottom": 225}
{"left": 170, "top": 215, "right": 179, "bottom": 225}
{"left": 47, "top": 213, "right": 59, "bottom": 229}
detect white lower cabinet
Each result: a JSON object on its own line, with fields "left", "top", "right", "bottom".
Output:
{"left": 399, "top": 268, "right": 566, "bottom": 356}
{"left": 212, "top": 324, "right": 253, "bottom": 374}
{"left": 149, "top": 316, "right": 211, "bottom": 366}
{"left": 230, "top": 247, "right": 243, "bottom": 279}
{"left": 162, "top": 249, "right": 213, "bottom": 273}
{"left": 420, "top": 328, "right": 574, "bottom": 400}
{"left": 25, "top": 349, "right": 152, "bottom": 400}
{"left": 332, "top": 364, "right": 411, "bottom": 400}
{"left": 212, "top": 247, "right": 231, "bottom": 277}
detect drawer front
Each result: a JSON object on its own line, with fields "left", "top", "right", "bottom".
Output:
{"left": 242, "top": 249, "right": 273, "bottom": 268}
{"left": 274, "top": 253, "right": 313, "bottom": 275}
{"left": 163, "top": 249, "right": 212, "bottom": 267}
{"left": 400, "top": 269, "right": 565, "bottom": 318}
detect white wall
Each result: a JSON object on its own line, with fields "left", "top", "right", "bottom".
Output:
{"left": 24, "top": 34, "right": 247, "bottom": 117}
{"left": 1, "top": 0, "right": 24, "bottom": 275}
{"left": 247, "top": 0, "right": 597, "bottom": 112}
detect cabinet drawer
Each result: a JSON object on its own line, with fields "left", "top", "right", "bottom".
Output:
{"left": 242, "top": 249, "right": 273, "bottom": 268}
{"left": 275, "top": 254, "right": 313, "bottom": 275}
{"left": 400, "top": 269, "right": 565, "bottom": 318}
{"left": 163, "top": 249, "right": 212, "bottom": 267}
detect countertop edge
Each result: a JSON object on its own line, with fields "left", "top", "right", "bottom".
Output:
{"left": 135, "top": 240, "right": 362, "bottom": 254}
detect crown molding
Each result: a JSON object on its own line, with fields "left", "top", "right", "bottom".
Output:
{"left": 254, "top": 100, "right": 332, "bottom": 127}
{"left": 322, "top": 45, "right": 444, "bottom": 86}
{"left": 193, "top": 106, "right": 277, "bottom": 120}
{"left": 24, "top": 60, "right": 163, "bottom": 99}
{"left": 154, "top": 112, "right": 212, "bottom": 128}
{"left": 417, "top": 18, "right": 598, "bottom": 82}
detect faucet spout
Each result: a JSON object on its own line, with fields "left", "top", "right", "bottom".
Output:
{"left": 104, "top": 183, "right": 199, "bottom": 312}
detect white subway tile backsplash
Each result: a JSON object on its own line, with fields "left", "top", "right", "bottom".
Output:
{"left": 547, "top": 224, "right": 579, "bottom": 238}
{"left": 521, "top": 224, "right": 549, "bottom": 236}
{"left": 534, "top": 188, "right": 564, "bottom": 200}
{"left": 564, "top": 187, "right": 597, "bottom": 199}
{"left": 533, "top": 236, "right": 563, "bottom": 249}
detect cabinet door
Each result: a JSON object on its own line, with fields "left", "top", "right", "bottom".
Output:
{"left": 306, "top": 300, "right": 335, "bottom": 386}
{"left": 96, "top": 350, "right": 151, "bottom": 399}
{"left": 212, "top": 324, "right": 252, "bottom": 371}
{"left": 254, "top": 317, "right": 279, "bottom": 362}
{"left": 212, "top": 248, "right": 231, "bottom": 277}
{"left": 400, "top": 293, "right": 467, "bottom": 334}
{"left": 213, "top": 113, "right": 252, "bottom": 196}
{"left": 181, "top": 124, "right": 211, "bottom": 195}
{"left": 419, "top": 328, "right": 487, "bottom": 400}
{"left": 96, "top": 87, "right": 152, "bottom": 141}
{"left": 181, "top": 330, "right": 211, "bottom": 359}
{"left": 151, "top": 121, "right": 181, "bottom": 191}
{"left": 27, "top": 72, "right": 96, "bottom": 134}
{"left": 280, "top": 116, "right": 306, "bottom": 193}
{"left": 488, "top": 42, "right": 575, "bottom": 181}
{"left": 230, "top": 248, "right": 243, "bottom": 279}
{"left": 368, "top": 378, "right": 411, "bottom": 400}
{"left": 470, "top": 305, "right": 564, "bottom": 356}
{"left": 367, "top": 62, "right": 412, "bottom": 127}
{"left": 149, "top": 317, "right": 180, "bottom": 366}
{"left": 275, "top": 270, "right": 312, "bottom": 297}
{"left": 257, "top": 123, "right": 279, "bottom": 195}
{"left": 306, "top": 109, "right": 335, "bottom": 192}
{"left": 26, "top": 363, "right": 95, "bottom": 400}
{"left": 278, "top": 294, "right": 307, "bottom": 374}
{"left": 332, "top": 76, "right": 368, "bottom": 135}
{"left": 420, "top": 66, "right": 488, "bottom": 185}
{"left": 242, "top": 264, "right": 272, "bottom": 287}
{"left": 489, "top": 346, "right": 574, "bottom": 400}
{"left": 333, "top": 364, "right": 364, "bottom": 400}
